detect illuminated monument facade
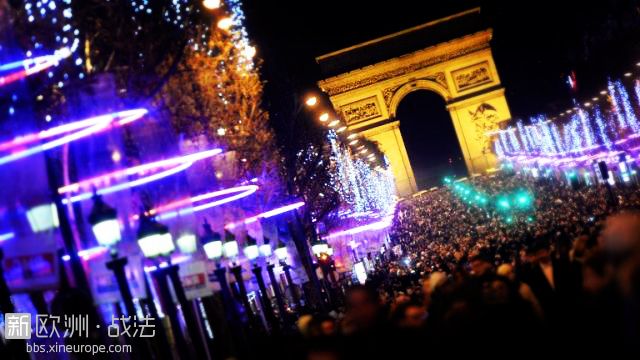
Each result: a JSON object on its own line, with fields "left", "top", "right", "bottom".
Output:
{"left": 317, "top": 8, "right": 512, "bottom": 196}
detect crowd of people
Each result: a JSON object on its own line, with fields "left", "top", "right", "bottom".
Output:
{"left": 278, "top": 172, "right": 640, "bottom": 358}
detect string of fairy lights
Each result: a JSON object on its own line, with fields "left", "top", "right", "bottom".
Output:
{"left": 303, "top": 94, "right": 386, "bottom": 169}
{"left": 2, "top": 0, "right": 82, "bottom": 122}
{"left": 303, "top": 93, "right": 396, "bottom": 217}
{"left": 22, "top": 0, "right": 82, "bottom": 84}
{"left": 128, "top": 0, "right": 255, "bottom": 65}
{"left": 328, "top": 130, "right": 395, "bottom": 216}
{"left": 491, "top": 73, "right": 640, "bottom": 163}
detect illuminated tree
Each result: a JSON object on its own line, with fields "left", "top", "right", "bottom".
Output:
{"left": 158, "top": 27, "right": 282, "bottom": 200}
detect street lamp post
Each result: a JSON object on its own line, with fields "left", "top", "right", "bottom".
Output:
{"left": 88, "top": 194, "right": 181, "bottom": 359}
{"left": 262, "top": 237, "right": 288, "bottom": 324}
{"left": 224, "top": 230, "right": 257, "bottom": 327}
{"left": 201, "top": 221, "right": 241, "bottom": 323}
{"left": 312, "top": 239, "right": 339, "bottom": 309}
{"left": 137, "top": 214, "right": 207, "bottom": 359}
{"left": 164, "top": 264, "right": 209, "bottom": 360}
{"left": 87, "top": 194, "right": 138, "bottom": 319}
{"left": 245, "top": 235, "right": 278, "bottom": 331}
{"left": 312, "top": 239, "right": 331, "bottom": 282}
{"left": 201, "top": 221, "right": 252, "bottom": 358}
{"left": 275, "top": 239, "right": 302, "bottom": 310}
{"left": 88, "top": 195, "right": 156, "bottom": 360}
{"left": 151, "top": 266, "right": 190, "bottom": 357}
{"left": 265, "top": 263, "right": 288, "bottom": 325}
{"left": 140, "top": 265, "right": 173, "bottom": 360}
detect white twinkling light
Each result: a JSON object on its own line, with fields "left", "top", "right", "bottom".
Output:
{"left": 328, "top": 131, "right": 395, "bottom": 216}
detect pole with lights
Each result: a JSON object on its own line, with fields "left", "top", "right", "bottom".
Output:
{"left": 261, "top": 237, "right": 288, "bottom": 325}
{"left": 136, "top": 213, "right": 207, "bottom": 359}
{"left": 201, "top": 221, "right": 243, "bottom": 324}
{"left": 312, "top": 238, "right": 339, "bottom": 308}
{"left": 312, "top": 238, "right": 332, "bottom": 281}
{"left": 224, "top": 230, "right": 259, "bottom": 328}
{"left": 87, "top": 194, "right": 138, "bottom": 318}
{"left": 88, "top": 194, "right": 162, "bottom": 359}
{"left": 274, "top": 239, "right": 303, "bottom": 311}
{"left": 244, "top": 235, "right": 278, "bottom": 331}
{"left": 200, "top": 221, "right": 255, "bottom": 359}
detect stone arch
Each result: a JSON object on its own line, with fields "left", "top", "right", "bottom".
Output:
{"left": 317, "top": 8, "right": 512, "bottom": 196}
{"left": 388, "top": 79, "right": 452, "bottom": 119}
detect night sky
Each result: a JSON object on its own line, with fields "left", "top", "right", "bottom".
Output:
{"left": 243, "top": 0, "right": 640, "bottom": 189}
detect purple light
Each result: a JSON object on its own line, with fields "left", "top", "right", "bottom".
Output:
{"left": 140, "top": 184, "right": 259, "bottom": 221}
{"left": 63, "top": 163, "right": 191, "bottom": 204}
{"left": 144, "top": 255, "right": 192, "bottom": 273}
{"left": 0, "top": 108, "right": 148, "bottom": 166}
{"left": 62, "top": 247, "right": 191, "bottom": 266}
{"left": 0, "top": 232, "right": 15, "bottom": 242}
{"left": 78, "top": 246, "right": 107, "bottom": 260}
{"left": 225, "top": 201, "right": 305, "bottom": 229}
{"left": 61, "top": 246, "right": 107, "bottom": 262}
{"left": 257, "top": 201, "right": 306, "bottom": 219}
{"left": 59, "top": 148, "right": 223, "bottom": 204}
{"left": 324, "top": 216, "right": 393, "bottom": 239}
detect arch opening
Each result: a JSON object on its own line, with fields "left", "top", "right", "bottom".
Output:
{"left": 396, "top": 90, "right": 467, "bottom": 189}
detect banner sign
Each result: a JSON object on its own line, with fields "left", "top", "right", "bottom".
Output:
{"left": 179, "top": 260, "right": 213, "bottom": 300}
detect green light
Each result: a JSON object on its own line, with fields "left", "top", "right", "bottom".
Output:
{"left": 517, "top": 194, "right": 531, "bottom": 206}
{"left": 497, "top": 198, "right": 511, "bottom": 210}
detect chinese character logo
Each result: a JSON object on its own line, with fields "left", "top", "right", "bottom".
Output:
{"left": 107, "top": 315, "right": 155, "bottom": 338}
{"left": 4, "top": 313, "right": 31, "bottom": 339}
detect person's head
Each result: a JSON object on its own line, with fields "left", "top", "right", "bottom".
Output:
{"left": 482, "top": 276, "right": 512, "bottom": 305}
{"left": 391, "top": 293, "right": 410, "bottom": 312}
{"left": 553, "top": 231, "right": 573, "bottom": 258}
{"left": 600, "top": 212, "right": 640, "bottom": 260}
{"left": 582, "top": 250, "right": 613, "bottom": 294}
{"left": 344, "top": 285, "right": 382, "bottom": 332}
{"left": 496, "top": 263, "right": 515, "bottom": 280}
{"left": 320, "top": 318, "right": 336, "bottom": 336}
{"left": 421, "top": 271, "right": 446, "bottom": 306}
{"left": 469, "top": 249, "right": 494, "bottom": 277}
{"left": 392, "top": 301, "right": 427, "bottom": 329}
{"left": 307, "top": 314, "right": 337, "bottom": 337}
{"left": 305, "top": 338, "right": 342, "bottom": 360}
{"left": 525, "top": 237, "right": 551, "bottom": 263}
{"left": 297, "top": 314, "right": 314, "bottom": 337}
{"left": 571, "top": 234, "right": 590, "bottom": 262}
